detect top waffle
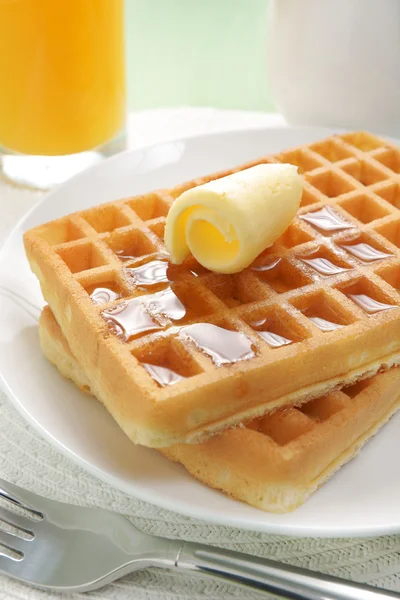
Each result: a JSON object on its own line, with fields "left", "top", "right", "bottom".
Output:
{"left": 24, "top": 131, "right": 400, "bottom": 448}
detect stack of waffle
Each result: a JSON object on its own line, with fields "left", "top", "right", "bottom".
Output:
{"left": 24, "top": 131, "right": 400, "bottom": 513}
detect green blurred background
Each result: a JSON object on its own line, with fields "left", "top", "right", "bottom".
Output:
{"left": 124, "top": 0, "right": 275, "bottom": 111}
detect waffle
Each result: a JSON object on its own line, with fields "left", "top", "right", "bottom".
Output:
{"left": 39, "top": 306, "right": 400, "bottom": 513}
{"left": 24, "top": 131, "right": 400, "bottom": 448}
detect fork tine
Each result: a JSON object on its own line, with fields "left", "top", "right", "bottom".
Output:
{"left": 0, "top": 507, "right": 36, "bottom": 537}
{"left": 0, "top": 529, "right": 30, "bottom": 557}
{"left": 0, "top": 478, "right": 43, "bottom": 517}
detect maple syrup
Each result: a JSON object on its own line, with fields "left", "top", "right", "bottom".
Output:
{"left": 102, "top": 299, "right": 161, "bottom": 341}
{"left": 252, "top": 258, "right": 281, "bottom": 273}
{"left": 300, "top": 206, "right": 354, "bottom": 233}
{"left": 301, "top": 257, "right": 349, "bottom": 277}
{"left": 347, "top": 294, "right": 396, "bottom": 314}
{"left": 86, "top": 282, "right": 121, "bottom": 305}
{"left": 308, "top": 316, "right": 344, "bottom": 332}
{"left": 143, "top": 287, "right": 186, "bottom": 321}
{"left": 142, "top": 363, "right": 184, "bottom": 386}
{"left": 340, "top": 242, "right": 393, "bottom": 264}
{"left": 125, "top": 260, "right": 169, "bottom": 286}
{"left": 252, "top": 258, "right": 290, "bottom": 293}
{"left": 181, "top": 323, "right": 254, "bottom": 366}
{"left": 253, "top": 258, "right": 309, "bottom": 293}
{"left": 249, "top": 318, "right": 293, "bottom": 347}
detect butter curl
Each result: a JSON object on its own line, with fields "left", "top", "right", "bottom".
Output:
{"left": 164, "top": 164, "right": 303, "bottom": 274}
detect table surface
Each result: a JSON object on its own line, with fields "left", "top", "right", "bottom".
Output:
{"left": 1, "top": 108, "right": 400, "bottom": 600}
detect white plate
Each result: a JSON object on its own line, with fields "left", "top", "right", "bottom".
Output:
{"left": 1, "top": 126, "right": 400, "bottom": 538}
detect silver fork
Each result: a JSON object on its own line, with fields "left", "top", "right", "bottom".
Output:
{"left": 0, "top": 478, "right": 398, "bottom": 599}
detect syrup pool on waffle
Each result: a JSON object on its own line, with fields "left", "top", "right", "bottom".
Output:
{"left": 101, "top": 287, "right": 187, "bottom": 341}
{"left": 308, "top": 316, "right": 344, "bottom": 332}
{"left": 143, "top": 287, "right": 186, "bottom": 321}
{"left": 300, "top": 299, "right": 347, "bottom": 333}
{"left": 252, "top": 258, "right": 293, "bottom": 293}
{"left": 103, "top": 301, "right": 256, "bottom": 367}
{"left": 252, "top": 258, "right": 281, "bottom": 273}
{"left": 124, "top": 257, "right": 201, "bottom": 288}
{"left": 114, "top": 245, "right": 141, "bottom": 262}
{"left": 125, "top": 259, "right": 169, "bottom": 287}
{"left": 300, "top": 257, "right": 349, "bottom": 277}
{"left": 86, "top": 282, "right": 122, "bottom": 306}
{"left": 102, "top": 299, "right": 162, "bottom": 340}
{"left": 340, "top": 242, "right": 393, "bottom": 264}
{"left": 142, "top": 363, "right": 184, "bottom": 386}
{"left": 249, "top": 317, "right": 293, "bottom": 348}
{"left": 180, "top": 323, "right": 255, "bottom": 366}
{"left": 138, "top": 324, "right": 255, "bottom": 386}
{"left": 347, "top": 294, "right": 396, "bottom": 314}
{"left": 299, "top": 206, "right": 355, "bottom": 233}
{"left": 101, "top": 250, "right": 257, "bottom": 372}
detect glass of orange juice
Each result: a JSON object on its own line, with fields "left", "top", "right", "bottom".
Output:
{"left": 0, "top": 0, "right": 126, "bottom": 189}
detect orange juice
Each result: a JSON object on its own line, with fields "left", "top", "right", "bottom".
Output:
{"left": 0, "top": 0, "right": 125, "bottom": 156}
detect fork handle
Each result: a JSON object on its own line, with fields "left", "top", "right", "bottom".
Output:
{"left": 175, "top": 541, "right": 399, "bottom": 599}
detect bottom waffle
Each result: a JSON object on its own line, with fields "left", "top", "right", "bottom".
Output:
{"left": 39, "top": 306, "right": 400, "bottom": 513}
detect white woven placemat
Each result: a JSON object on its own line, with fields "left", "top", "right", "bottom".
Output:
{"left": 1, "top": 108, "right": 400, "bottom": 599}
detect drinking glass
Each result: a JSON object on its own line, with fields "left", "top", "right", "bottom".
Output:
{"left": 0, "top": 0, "right": 126, "bottom": 189}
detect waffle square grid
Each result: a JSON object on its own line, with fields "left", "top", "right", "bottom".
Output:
{"left": 24, "top": 131, "right": 400, "bottom": 447}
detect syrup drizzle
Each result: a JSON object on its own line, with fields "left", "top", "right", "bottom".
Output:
{"left": 142, "top": 363, "right": 184, "bottom": 386}
{"left": 181, "top": 323, "right": 254, "bottom": 366}
{"left": 253, "top": 258, "right": 304, "bottom": 293}
{"left": 301, "top": 257, "right": 349, "bottom": 277}
{"left": 347, "top": 293, "right": 396, "bottom": 314}
{"left": 143, "top": 287, "right": 186, "bottom": 321}
{"left": 340, "top": 242, "right": 393, "bottom": 264}
{"left": 252, "top": 258, "right": 281, "bottom": 272}
{"left": 90, "top": 286, "right": 121, "bottom": 306}
{"left": 259, "top": 331, "right": 293, "bottom": 347}
{"left": 249, "top": 318, "right": 293, "bottom": 347}
{"left": 252, "top": 258, "right": 291, "bottom": 293}
{"left": 115, "top": 245, "right": 141, "bottom": 262}
{"left": 300, "top": 206, "right": 354, "bottom": 232}
{"left": 125, "top": 260, "right": 169, "bottom": 287}
{"left": 102, "top": 299, "right": 161, "bottom": 341}
{"left": 308, "top": 316, "right": 344, "bottom": 332}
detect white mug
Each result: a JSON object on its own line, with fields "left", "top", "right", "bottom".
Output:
{"left": 268, "top": 0, "right": 400, "bottom": 137}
